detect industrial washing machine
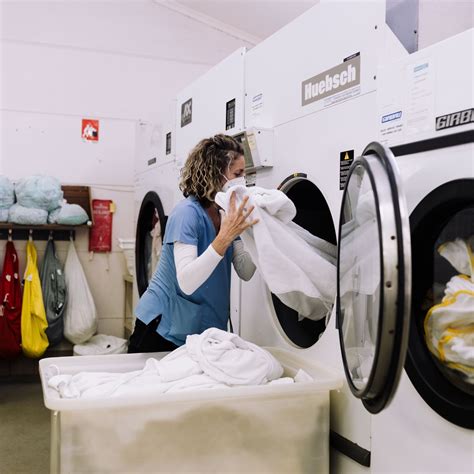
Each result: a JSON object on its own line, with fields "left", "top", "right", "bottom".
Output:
{"left": 238, "top": 2, "right": 404, "bottom": 470}
{"left": 134, "top": 102, "right": 181, "bottom": 297}
{"left": 236, "top": 2, "right": 473, "bottom": 472}
{"left": 351, "top": 28, "right": 473, "bottom": 473}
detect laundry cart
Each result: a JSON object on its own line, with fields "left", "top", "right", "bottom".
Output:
{"left": 39, "top": 349, "right": 342, "bottom": 473}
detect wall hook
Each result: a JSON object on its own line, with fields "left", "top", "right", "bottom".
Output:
{"left": 49, "top": 230, "right": 54, "bottom": 241}
{"left": 28, "top": 229, "right": 33, "bottom": 242}
{"left": 8, "top": 228, "right": 13, "bottom": 242}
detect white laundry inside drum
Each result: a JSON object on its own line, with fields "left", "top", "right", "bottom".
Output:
{"left": 424, "top": 237, "right": 474, "bottom": 385}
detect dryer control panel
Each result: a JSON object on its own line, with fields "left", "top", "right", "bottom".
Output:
{"left": 233, "top": 127, "right": 273, "bottom": 171}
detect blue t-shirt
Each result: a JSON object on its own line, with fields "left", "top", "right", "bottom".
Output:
{"left": 134, "top": 196, "right": 233, "bottom": 346}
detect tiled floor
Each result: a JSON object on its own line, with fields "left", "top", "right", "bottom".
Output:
{"left": 0, "top": 383, "right": 50, "bottom": 474}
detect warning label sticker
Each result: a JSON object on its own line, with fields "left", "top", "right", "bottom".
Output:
{"left": 340, "top": 150, "right": 354, "bottom": 190}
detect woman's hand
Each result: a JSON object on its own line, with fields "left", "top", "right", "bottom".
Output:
{"left": 212, "top": 192, "right": 258, "bottom": 256}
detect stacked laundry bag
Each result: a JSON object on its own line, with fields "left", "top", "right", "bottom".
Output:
{"left": 0, "top": 175, "right": 125, "bottom": 360}
{"left": 0, "top": 176, "right": 14, "bottom": 223}
{"left": 0, "top": 174, "right": 89, "bottom": 226}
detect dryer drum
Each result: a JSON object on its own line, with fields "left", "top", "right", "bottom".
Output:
{"left": 135, "top": 191, "right": 167, "bottom": 297}
{"left": 272, "top": 177, "right": 337, "bottom": 348}
{"left": 407, "top": 178, "right": 474, "bottom": 429}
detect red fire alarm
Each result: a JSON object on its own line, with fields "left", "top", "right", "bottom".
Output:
{"left": 82, "top": 119, "right": 99, "bottom": 142}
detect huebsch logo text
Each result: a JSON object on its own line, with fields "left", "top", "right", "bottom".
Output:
{"left": 302, "top": 56, "right": 360, "bottom": 107}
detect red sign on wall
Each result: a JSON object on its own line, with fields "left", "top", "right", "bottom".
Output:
{"left": 89, "top": 200, "right": 114, "bottom": 252}
{"left": 82, "top": 119, "right": 99, "bottom": 142}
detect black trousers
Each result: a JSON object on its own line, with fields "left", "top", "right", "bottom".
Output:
{"left": 128, "top": 316, "right": 178, "bottom": 353}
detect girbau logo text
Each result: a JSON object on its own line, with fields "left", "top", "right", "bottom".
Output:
{"left": 302, "top": 56, "right": 360, "bottom": 106}
{"left": 436, "top": 108, "right": 473, "bottom": 131}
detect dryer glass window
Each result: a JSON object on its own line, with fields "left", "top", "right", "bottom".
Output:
{"left": 339, "top": 163, "right": 381, "bottom": 391}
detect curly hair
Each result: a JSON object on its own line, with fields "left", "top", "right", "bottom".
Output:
{"left": 179, "top": 134, "right": 244, "bottom": 207}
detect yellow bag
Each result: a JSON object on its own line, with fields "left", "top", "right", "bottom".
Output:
{"left": 21, "top": 240, "right": 49, "bottom": 358}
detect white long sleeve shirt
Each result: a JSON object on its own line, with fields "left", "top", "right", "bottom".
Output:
{"left": 174, "top": 240, "right": 256, "bottom": 295}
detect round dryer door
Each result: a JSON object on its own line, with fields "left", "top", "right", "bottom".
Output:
{"left": 336, "top": 141, "right": 411, "bottom": 414}
{"left": 135, "top": 191, "right": 167, "bottom": 297}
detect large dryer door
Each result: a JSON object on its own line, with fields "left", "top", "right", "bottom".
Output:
{"left": 135, "top": 191, "right": 167, "bottom": 296}
{"left": 337, "top": 142, "right": 411, "bottom": 413}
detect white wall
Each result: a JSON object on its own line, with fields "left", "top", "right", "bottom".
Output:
{"left": 0, "top": 0, "right": 250, "bottom": 339}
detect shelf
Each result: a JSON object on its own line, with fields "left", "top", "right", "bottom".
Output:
{"left": 0, "top": 223, "right": 90, "bottom": 241}
{"left": 0, "top": 224, "right": 91, "bottom": 230}
{"left": 0, "top": 184, "right": 93, "bottom": 241}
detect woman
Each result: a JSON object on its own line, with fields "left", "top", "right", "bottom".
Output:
{"left": 128, "top": 134, "right": 258, "bottom": 353}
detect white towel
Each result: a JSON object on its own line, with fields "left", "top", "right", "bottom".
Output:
{"left": 438, "top": 237, "right": 474, "bottom": 279}
{"left": 186, "top": 328, "right": 283, "bottom": 385}
{"left": 215, "top": 186, "right": 337, "bottom": 321}
{"left": 47, "top": 328, "right": 293, "bottom": 399}
{"left": 424, "top": 272, "right": 474, "bottom": 385}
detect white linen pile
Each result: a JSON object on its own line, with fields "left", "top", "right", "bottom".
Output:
{"left": 47, "top": 328, "right": 310, "bottom": 399}
{"left": 424, "top": 237, "right": 474, "bottom": 384}
{"left": 215, "top": 185, "right": 337, "bottom": 321}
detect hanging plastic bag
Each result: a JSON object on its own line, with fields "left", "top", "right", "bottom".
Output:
{"left": 21, "top": 240, "right": 49, "bottom": 358}
{"left": 63, "top": 240, "right": 97, "bottom": 344}
{"left": 0, "top": 241, "right": 22, "bottom": 359}
{"left": 41, "top": 239, "right": 67, "bottom": 346}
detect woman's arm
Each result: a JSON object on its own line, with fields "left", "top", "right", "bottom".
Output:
{"left": 174, "top": 242, "right": 222, "bottom": 295}
{"left": 232, "top": 240, "right": 256, "bottom": 281}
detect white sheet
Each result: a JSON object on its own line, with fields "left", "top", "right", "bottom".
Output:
{"left": 424, "top": 236, "right": 474, "bottom": 384}
{"left": 215, "top": 186, "right": 337, "bottom": 321}
{"left": 47, "top": 328, "right": 295, "bottom": 400}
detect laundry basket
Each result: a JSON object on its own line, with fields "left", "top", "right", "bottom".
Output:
{"left": 40, "top": 347, "right": 342, "bottom": 474}
{"left": 73, "top": 334, "right": 128, "bottom": 356}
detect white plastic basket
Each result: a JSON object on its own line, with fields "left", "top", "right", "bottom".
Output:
{"left": 40, "top": 348, "right": 342, "bottom": 473}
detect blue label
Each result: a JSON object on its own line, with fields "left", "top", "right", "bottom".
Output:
{"left": 381, "top": 111, "right": 402, "bottom": 123}
{"left": 414, "top": 63, "right": 429, "bottom": 73}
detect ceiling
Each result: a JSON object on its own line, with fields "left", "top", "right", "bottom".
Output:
{"left": 173, "top": 1, "right": 319, "bottom": 42}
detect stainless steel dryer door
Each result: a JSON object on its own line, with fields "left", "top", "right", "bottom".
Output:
{"left": 337, "top": 142, "right": 411, "bottom": 414}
